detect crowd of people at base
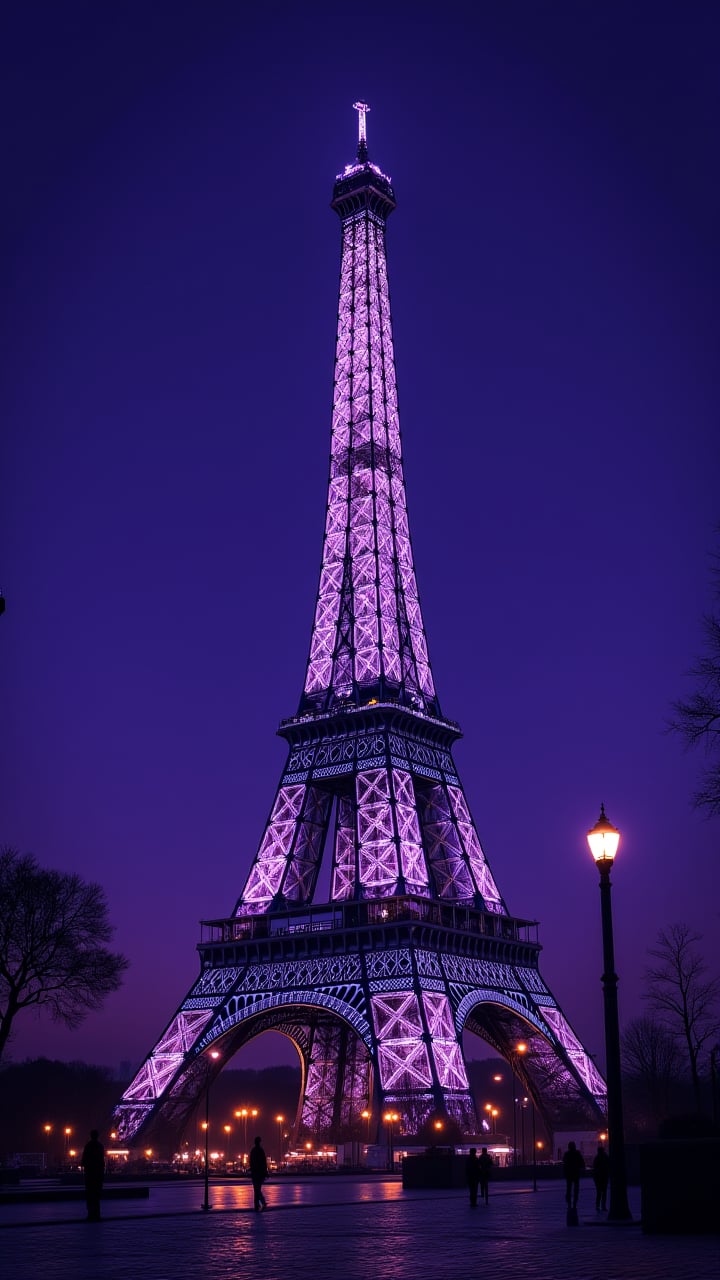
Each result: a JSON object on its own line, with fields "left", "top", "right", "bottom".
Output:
{"left": 77, "top": 1130, "right": 271, "bottom": 1221}
{"left": 80, "top": 1125, "right": 610, "bottom": 1223}
{"left": 465, "top": 1146, "right": 494, "bottom": 1206}
{"left": 465, "top": 1141, "right": 610, "bottom": 1214}
{"left": 563, "top": 1141, "right": 610, "bottom": 1212}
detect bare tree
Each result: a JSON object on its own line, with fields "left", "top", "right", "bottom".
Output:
{"left": 0, "top": 848, "right": 128, "bottom": 1062}
{"left": 669, "top": 531, "right": 720, "bottom": 815}
{"left": 621, "top": 1016, "right": 680, "bottom": 1122}
{"left": 643, "top": 923, "right": 720, "bottom": 1113}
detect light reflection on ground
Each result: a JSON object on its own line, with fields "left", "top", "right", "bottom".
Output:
{"left": 4, "top": 1179, "right": 717, "bottom": 1280}
{"left": 204, "top": 1174, "right": 404, "bottom": 1211}
{"left": 0, "top": 1174, "right": 406, "bottom": 1227}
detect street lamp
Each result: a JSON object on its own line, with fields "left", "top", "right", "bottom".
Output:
{"left": 234, "top": 1105, "right": 259, "bottom": 1160}
{"left": 383, "top": 1111, "right": 399, "bottom": 1172}
{"left": 587, "top": 804, "right": 632, "bottom": 1221}
{"left": 201, "top": 1049, "right": 220, "bottom": 1212}
{"left": 483, "top": 1103, "right": 499, "bottom": 1135}
{"left": 361, "top": 1109, "right": 372, "bottom": 1144}
{"left": 520, "top": 1095, "right": 528, "bottom": 1164}
{"left": 275, "top": 1115, "right": 285, "bottom": 1167}
{"left": 510, "top": 1041, "right": 527, "bottom": 1171}
{"left": 237, "top": 1107, "right": 248, "bottom": 1154}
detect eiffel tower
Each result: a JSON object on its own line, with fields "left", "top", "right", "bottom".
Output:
{"left": 113, "top": 105, "right": 605, "bottom": 1151}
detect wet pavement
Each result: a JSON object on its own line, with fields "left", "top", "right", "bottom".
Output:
{"left": 1, "top": 1175, "right": 717, "bottom": 1280}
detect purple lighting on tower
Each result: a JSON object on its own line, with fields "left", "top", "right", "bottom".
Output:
{"left": 112, "top": 105, "right": 607, "bottom": 1152}
{"left": 301, "top": 115, "right": 436, "bottom": 718}
{"left": 233, "top": 105, "right": 513, "bottom": 917}
{"left": 353, "top": 100, "right": 370, "bottom": 149}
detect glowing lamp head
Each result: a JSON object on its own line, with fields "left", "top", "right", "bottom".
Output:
{"left": 587, "top": 804, "right": 620, "bottom": 865}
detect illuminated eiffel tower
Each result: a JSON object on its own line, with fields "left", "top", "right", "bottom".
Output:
{"left": 113, "top": 105, "right": 605, "bottom": 1150}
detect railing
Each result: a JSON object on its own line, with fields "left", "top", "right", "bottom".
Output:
{"left": 280, "top": 700, "right": 462, "bottom": 733}
{"left": 200, "top": 896, "right": 539, "bottom": 947}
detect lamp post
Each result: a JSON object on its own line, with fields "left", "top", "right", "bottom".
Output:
{"left": 520, "top": 1095, "right": 528, "bottom": 1165}
{"left": 234, "top": 1107, "right": 246, "bottom": 1160}
{"left": 587, "top": 804, "right": 631, "bottom": 1221}
{"left": 275, "top": 1115, "right": 285, "bottom": 1168}
{"left": 510, "top": 1041, "right": 527, "bottom": 1172}
{"left": 384, "top": 1111, "right": 399, "bottom": 1172}
{"left": 201, "top": 1049, "right": 220, "bottom": 1212}
{"left": 491, "top": 1073, "right": 503, "bottom": 1141}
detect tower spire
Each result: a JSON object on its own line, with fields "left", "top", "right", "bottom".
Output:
{"left": 353, "top": 99, "right": 370, "bottom": 161}
{"left": 301, "top": 104, "right": 437, "bottom": 717}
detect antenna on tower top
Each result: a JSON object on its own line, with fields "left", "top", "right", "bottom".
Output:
{"left": 353, "top": 101, "right": 370, "bottom": 161}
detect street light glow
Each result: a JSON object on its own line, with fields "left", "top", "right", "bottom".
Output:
{"left": 587, "top": 803, "right": 620, "bottom": 864}
{"left": 588, "top": 804, "right": 632, "bottom": 1220}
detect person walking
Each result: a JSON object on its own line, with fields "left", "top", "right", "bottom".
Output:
{"left": 465, "top": 1147, "right": 481, "bottom": 1207}
{"left": 249, "top": 1135, "right": 268, "bottom": 1211}
{"left": 478, "top": 1146, "right": 493, "bottom": 1205}
{"left": 81, "top": 1129, "right": 105, "bottom": 1222}
{"left": 592, "top": 1144, "right": 610, "bottom": 1211}
{"left": 563, "top": 1140, "right": 585, "bottom": 1211}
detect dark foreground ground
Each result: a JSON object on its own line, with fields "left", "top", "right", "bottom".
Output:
{"left": 1, "top": 1175, "right": 716, "bottom": 1280}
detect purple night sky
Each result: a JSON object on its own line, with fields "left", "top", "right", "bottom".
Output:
{"left": 2, "top": 3, "right": 718, "bottom": 1078}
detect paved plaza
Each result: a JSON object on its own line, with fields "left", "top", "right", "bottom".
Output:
{"left": 1, "top": 1176, "right": 717, "bottom": 1280}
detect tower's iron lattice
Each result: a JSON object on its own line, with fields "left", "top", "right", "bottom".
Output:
{"left": 113, "top": 106, "right": 605, "bottom": 1150}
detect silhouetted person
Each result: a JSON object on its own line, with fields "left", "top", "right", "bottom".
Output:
{"left": 478, "top": 1146, "right": 493, "bottom": 1204}
{"left": 81, "top": 1129, "right": 105, "bottom": 1221}
{"left": 592, "top": 1144, "right": 610, "bottom": 1211}
{"left": 563, "top": 1140, "right": 585, "bottom": 1210}
{"left": 249, "top": 1135, "right": 268, "bottom": 1211}
{"left": 465, "top": 1147, "right": 480, "bottom": 1206}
